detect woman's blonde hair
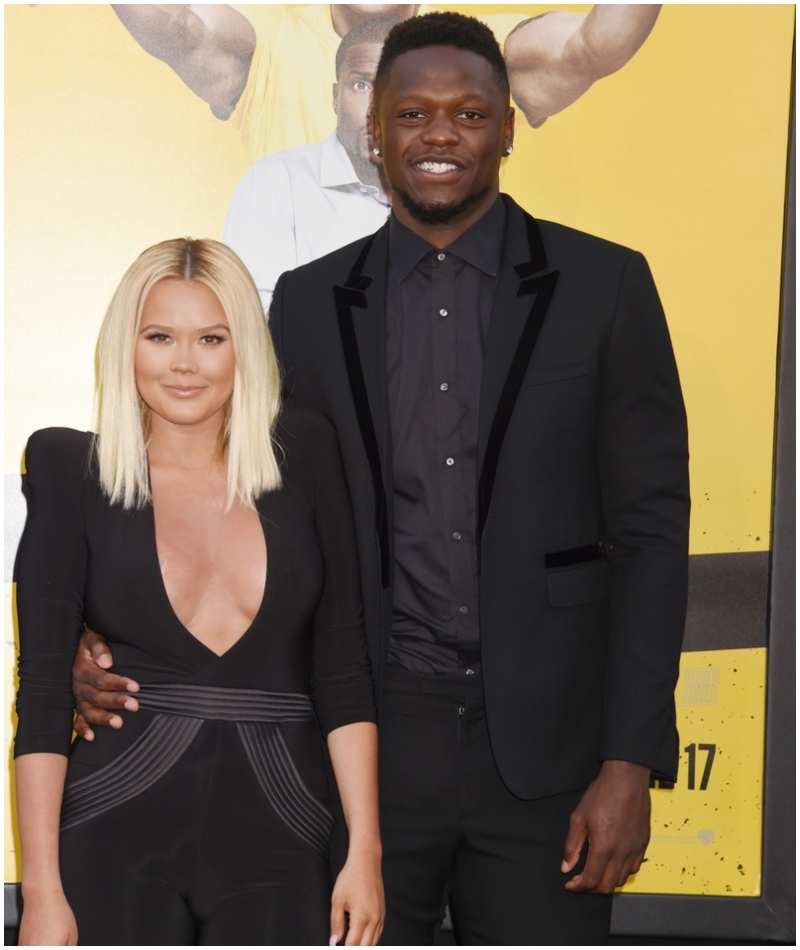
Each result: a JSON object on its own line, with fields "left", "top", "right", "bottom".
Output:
{"left": 96, "top": 237, "right": 282, "bottom": 510}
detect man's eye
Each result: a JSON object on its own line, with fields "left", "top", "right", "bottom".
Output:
{"left": 353, "top": 80, "right": 372, "bottom": 92}
{"left": 399, "top": 111, "right": 425, "bottom": 119}
{"left": 459, "top": 111, "right": 484, "bottom": 120}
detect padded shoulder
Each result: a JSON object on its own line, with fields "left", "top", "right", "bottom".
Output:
{"left": 537, "top": 218, "right": 640, "bottom": 271}
{"left": 24, "top": 428, "right": 94, "bottom": 479}
{"left": 275, "top": 409, "right": 341, "bottom": 499}
{"left": 276, "top": 407, "right": 338, "bottom": 460}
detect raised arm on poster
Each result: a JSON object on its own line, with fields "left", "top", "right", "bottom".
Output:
{"left": 505, "top": 4, "right": 661, "bottom": 127}
{"left": 112, "top": 4, "right": 660, "bottom": 131}
{"left": 111, "top": 4, "right": 256, "bottom": 118}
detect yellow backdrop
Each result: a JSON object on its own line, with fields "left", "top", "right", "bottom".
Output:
{"left": 5, "top": 3, "right": 795, "bottom": 897}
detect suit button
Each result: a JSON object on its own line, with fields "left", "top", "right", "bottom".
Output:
{"left": 440, "top": 382, "right": 449, "bottom": 392}
{"left": 446, "top": 457, "right": 455, "bottom": 466}
{"left": 439, "top": 308, "right": 448, "bottom": 317}
{"left": 459, "top": 605, "right": 468, "bottom": 614}
{"left": 452, "top": 531, "right": 461, "bottom": 540}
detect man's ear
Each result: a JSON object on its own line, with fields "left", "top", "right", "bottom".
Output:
{"left": 503, "top": 106, "right": 516, "bottom": 153}
{"left": 332, "top": 82, "right": 339, "bottom": 116}
{"left": 368, "top": 105, "right": 381, "bottom": 153}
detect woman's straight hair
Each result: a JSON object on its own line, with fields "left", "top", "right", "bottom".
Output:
{"left": 96, "top": 237, "right": 282, "bottom": 510}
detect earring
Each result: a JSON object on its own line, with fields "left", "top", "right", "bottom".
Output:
{"left": 504, "top": 145, "right": 513, "bottom": 156}
{"left": 373, "top": 147, "right": 381, "bottom": 157}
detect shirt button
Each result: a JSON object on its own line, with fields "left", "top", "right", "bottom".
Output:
{"left": 440, "top": 382, "right": 449, "bottom": 392}
{"left": 452, "top": 531, "right": 462, "bottom": 541}
{"left": 466, "top": 668, "right": 475, "bottom": 675}
{"left": 437, "top": 253, "right": 446, "bottom": 261}
{"left": 359, "top": 186, "right": 368, "bottom": 193}
{"left": 446, "top": 457, "right": 455, "bottom": 466}
{"left": 459, "top": 605, "right": 469, "bottom": 615}
{"left": 439, "top": 308, "right": 448, "bottom": 317}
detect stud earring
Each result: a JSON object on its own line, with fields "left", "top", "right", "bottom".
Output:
{"left": 504, "top": 145, "right": 513, "bottom": 156}
{"left": 373, "top": 147, "right": 381, "bottom": 156}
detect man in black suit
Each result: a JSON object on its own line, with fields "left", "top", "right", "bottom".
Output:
{"left": 73, "top": 12, "right": 688, "bottom": 945}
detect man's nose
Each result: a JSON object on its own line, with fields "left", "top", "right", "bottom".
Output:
{"left": 421, "top": 114, "right": 459, "bottom": 147}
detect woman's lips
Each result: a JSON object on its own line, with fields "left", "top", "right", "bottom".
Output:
{"left": 162, "top": 384, "right": 207, "bottom": 397}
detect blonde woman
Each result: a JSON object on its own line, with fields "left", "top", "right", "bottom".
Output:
{"left": 14, "top": 239, "right": 383, "bottom": 946}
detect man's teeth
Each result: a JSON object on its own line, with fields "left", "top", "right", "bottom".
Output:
{"left": 416, "top": 161, "right": 458, "bottom": 174}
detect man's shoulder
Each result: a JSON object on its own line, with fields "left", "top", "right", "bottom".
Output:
{"left": 503, "top": 195, "right": 640, "bottom": 264}
{"left": 282, "top": 228, "right": 384, "bottom": 286}
{"left": 238, "top": 140, "right": 326, "bottom": 184}
{"left": 537, "top": 217, "right": 642, "bottom": 266}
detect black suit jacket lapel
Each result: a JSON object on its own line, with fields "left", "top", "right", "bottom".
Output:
{"left": 477, "top": 196, "right": 559, "bottom": 565}
{"left": 333, "top": 224, "right": 392, "bottom": 589}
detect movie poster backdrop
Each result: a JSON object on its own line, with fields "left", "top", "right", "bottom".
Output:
{"left": 4, "top": 1, "right": 794, "bottom": 915}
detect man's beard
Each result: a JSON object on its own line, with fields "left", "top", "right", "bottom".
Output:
{"left": 393, "top": 184, "right": 490, "bottom": 226}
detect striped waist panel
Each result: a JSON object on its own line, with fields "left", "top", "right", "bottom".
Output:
{"left": 61, "top": 683, "right": 333, "bottom": 855}
{"left": 132, "top": 682, "right": 316, "bottom": 722}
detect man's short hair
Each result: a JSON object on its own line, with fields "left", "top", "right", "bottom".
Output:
{"left": 335, "top": 17, "right": 398, "bottom": 78}
{"left": 374, "top": 12, "right": 510, "bottom": 105}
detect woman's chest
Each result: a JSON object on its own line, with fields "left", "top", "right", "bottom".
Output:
{"left": 81, "top": 484, "right": 325, "bottom": 672}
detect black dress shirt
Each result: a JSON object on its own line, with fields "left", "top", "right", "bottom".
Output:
{"left": 385, "top": 197, "right": 505, "bottom": 674}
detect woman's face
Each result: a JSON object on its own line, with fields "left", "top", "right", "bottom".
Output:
{"left": 134, "top": 278, "right": 235, "bottom": 435}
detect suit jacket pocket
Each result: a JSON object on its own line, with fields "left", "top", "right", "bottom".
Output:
{"left": 522, "top": 359, "right": 591, "bottom": 388}
{"left": 546, "top": 559, "right": 611, "bottom": 607}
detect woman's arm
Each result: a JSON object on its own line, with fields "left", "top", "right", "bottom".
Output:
{"left": 289, "top": 410, "right": 382, "bottom": 945}
{"left": 14, "top": 430, "right": 92, "bottom": 943}
{"left": 327, "top": 722, "right": 384, "bottom": 946}
{"left": 15, "top": 753, "right": 77, "bottom": 946}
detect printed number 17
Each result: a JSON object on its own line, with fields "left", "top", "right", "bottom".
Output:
{"left": 684, "top": 742, "right": 716, "bottom": 790}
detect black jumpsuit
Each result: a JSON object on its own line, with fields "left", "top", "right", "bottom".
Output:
{"left": 14, "top": 409, "right": 377, "bottom": 946}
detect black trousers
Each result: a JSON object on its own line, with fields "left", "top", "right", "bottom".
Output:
{"left": 378, "top": 666, "right": 612, "bottom": 946}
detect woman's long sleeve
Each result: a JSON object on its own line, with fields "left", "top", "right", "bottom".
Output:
{"left": 14, "top": 429, "right": 90, "bottom": 757}
{"left": 284, "top": 410, "right": 377, "bottom": 737}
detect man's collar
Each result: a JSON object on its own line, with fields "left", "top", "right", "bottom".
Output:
{"left": 389, "top": 195, "right": 506, "bottom": 282}
{"left": 319, "top": 131, "right": 368, "bottom": 189}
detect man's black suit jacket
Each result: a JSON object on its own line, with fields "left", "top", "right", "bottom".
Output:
{"left": 270, "top": 195, "right": 690, "bottom": 801}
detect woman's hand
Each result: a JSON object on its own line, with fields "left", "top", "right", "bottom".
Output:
{"left": 325, "top": 722, "right": 383, "bottom": 945}
{"left": 18, "top": 889, "right": 78, "bottom": 946}
{"left": 330, "top": 848, "right": 385, "bottom": 946}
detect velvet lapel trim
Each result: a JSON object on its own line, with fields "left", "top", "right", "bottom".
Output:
{"left": 334, "top": 233, "right": 391, "bottom": 589}
{"left": 477, "top": 201, "right": 559, "bottom": 569}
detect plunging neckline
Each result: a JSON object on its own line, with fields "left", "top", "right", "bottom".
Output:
{"left": 145, "top": 494, "right": 270, "bottom": 660}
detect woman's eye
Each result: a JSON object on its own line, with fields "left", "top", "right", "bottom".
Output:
{"left": 146, "top": 333, "right": 170, "bottom": 343}
{"left": 201, "top": 335, "right": 225, "bottom": 345}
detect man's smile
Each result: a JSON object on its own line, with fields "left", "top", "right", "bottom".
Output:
{"left": 413, "top": 160, "right": 462, "bottom": 175}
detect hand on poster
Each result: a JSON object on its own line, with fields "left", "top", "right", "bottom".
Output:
{"left": 561, "top": 759, "right": 651, "bottom": 893}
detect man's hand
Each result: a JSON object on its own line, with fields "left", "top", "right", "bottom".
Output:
{"left": 561, "top": 759, "right": 651, "bottom": 893}
{"left": 72, "top": 629, "right": 140, "bottom": 741}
